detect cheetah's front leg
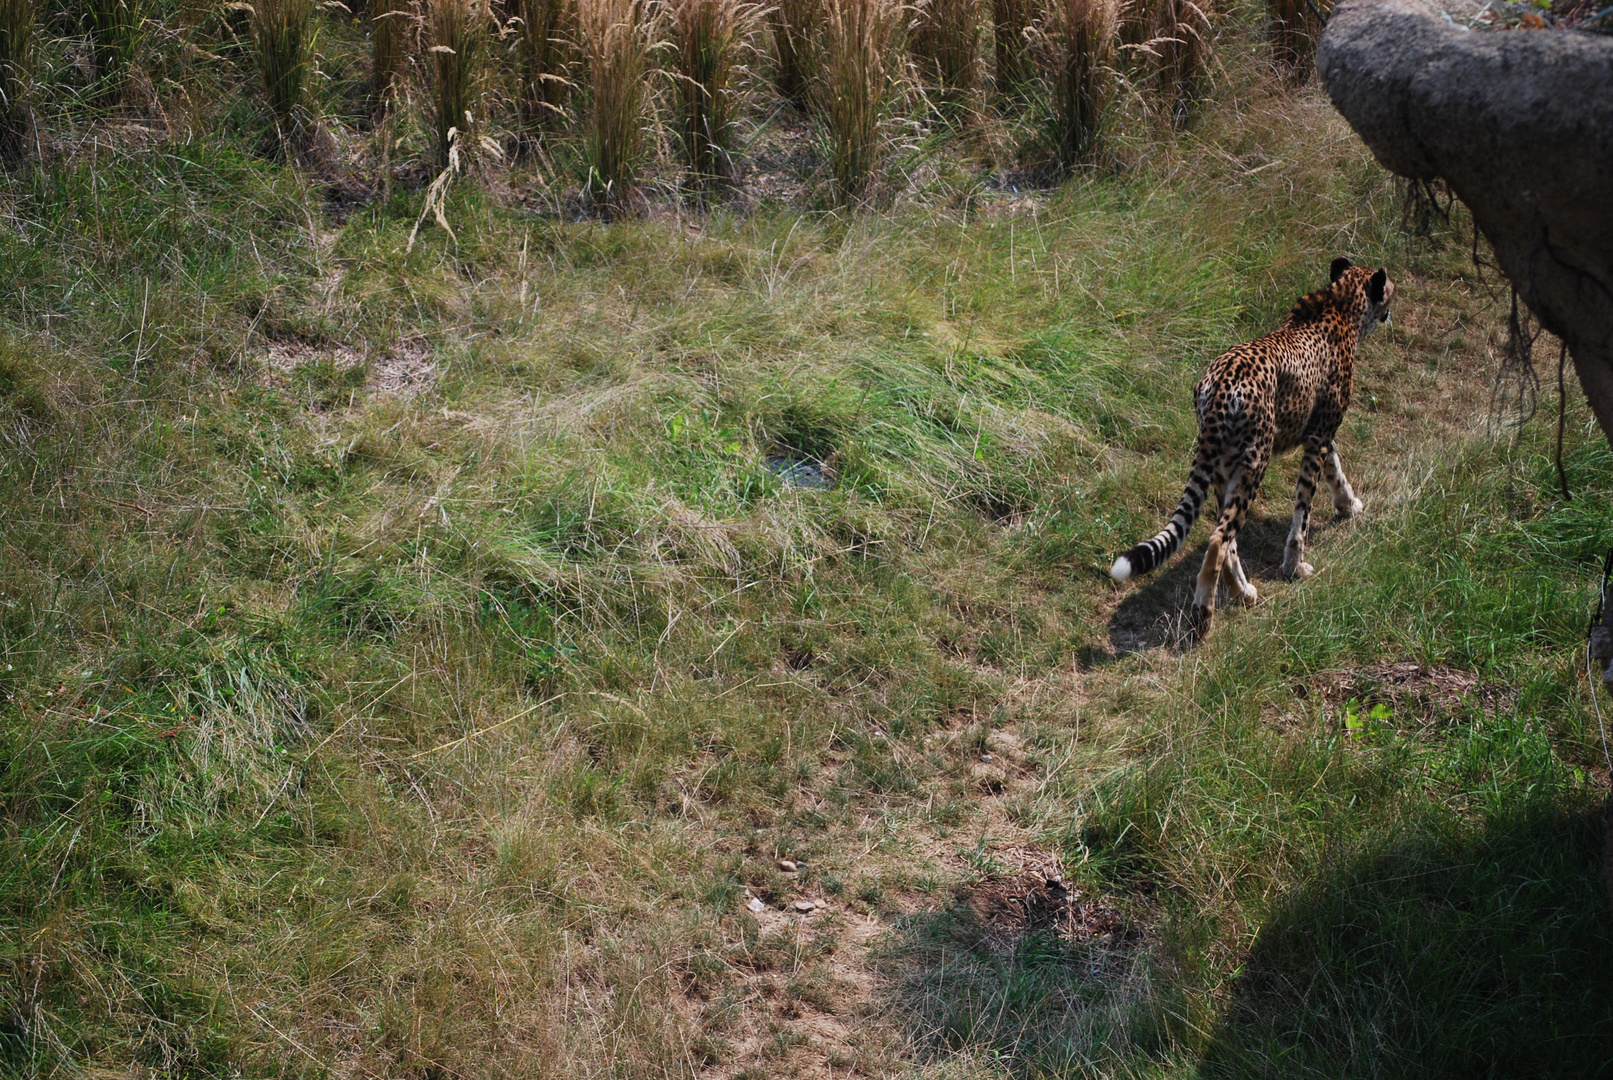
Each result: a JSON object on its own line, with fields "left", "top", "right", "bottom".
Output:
{"left": 1282, "top": 442, "right": 1324, "bottom": 579}
{"left": 1321, "top": 441, "right": 1363, "bottom": 519}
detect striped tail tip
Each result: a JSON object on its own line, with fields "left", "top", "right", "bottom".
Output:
{"left": 1109, "top": 555, "right": 1134, "bottom": 583}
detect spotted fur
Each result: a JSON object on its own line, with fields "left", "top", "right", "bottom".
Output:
{"left": 1109, "top": 257, "right": 1395, "bottom": 639}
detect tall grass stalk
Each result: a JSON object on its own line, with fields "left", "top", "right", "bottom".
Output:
{"left": 513, "top": 0, "right": 573, "bottom": 145}
{"left": 770, "top": 0, "right": 820, "bottom": 109}
{"left": 0, "top": 0, "right": 32, "bottom": 158}
{"left": 992, "top": 0, "right": 1034, "bottom": 93}
{"left": 820, "top": 0, "right": 899, "bottom": 205}
{"left": 1035, "top": 0, "right": 1115, "bottom": 170}
{"left": 427, "top": 0, "right": 487, "bottom": 169}
{"left": 579, "top": 0, "right": 651, "bottom": 211}
{"left": 85, "top": 0, "right": 140, "bottom": 103}
{"left": 1149, "top": 0, "right": 1209, "bottom": 124}
{"left": 252, "top": 0, "right": 315, "bottom": 155}
{"left": 1268, "top": 0, "right": 1320, "bottom": 79}
{"left": 911, "top": 0, "right": 980, "bottom": 109}
{"left": 371, "top": 0, "right": 410, "bottom": 107}
{"left": 669, "top": 0, "right": 753, "bottom": 188}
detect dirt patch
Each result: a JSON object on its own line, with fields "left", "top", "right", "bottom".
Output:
{"left": 956, "top": 848, "right": 1133, "bottom": 953}
{"left": 1309, "top": 661, "right": 1508, "bottom": 717}
{"left": 258, "top": 337, "right": 437, "bottom": 399}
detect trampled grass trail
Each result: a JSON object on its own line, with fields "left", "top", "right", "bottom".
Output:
{"left": 2, "top": 27, "right": 1612, "bottom": 1080}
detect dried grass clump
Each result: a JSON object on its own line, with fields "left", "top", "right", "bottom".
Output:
{"left": 911, "top": 0, "right": 981, "bottom": 108}
{"left": 771, "top": 0, "right": 820, "bottom": 109}
{"left": 668, "top": 0, "right": 755, "bottom": 188}
{"left": 1034, "top": 0, "right": 1116, "bottom": 170}
{"left": 427, "top": 0, "right": 487, "bottom": 169}
{"left": 513, "top": 0, "right": 574, "bottom": 145}
{"left": 1268, "top": 0, "right": 1321, "bottom": 79}
{"left": 992, "top": 0, "right": 1035, "bottom": 93}
{"left": 371, "top": 0, "right": 411, "bottom": 107}
{"left": 0, "top": 0, "right": 30, "bottom": 157}
{"left": 820, "top": 0, "right": 901, "bottom": 204}
{"left": 579, "top": 0, "right": 653, "bottom": 211}
{"left": 1148, "top": 0, "right": 1210, "bottom": 124}
{"left": 86, "top": 0, "right": 141, "bottom": 102}
{"left": 251, "top": 0, "right": 315, "bottom": 153}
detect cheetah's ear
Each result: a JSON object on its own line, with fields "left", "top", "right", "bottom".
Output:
{"left": 1330, "top": 257, "right": 1353, "bottom": 283}
{"left": 1367, "top": 268, "right": 1388, "bottom": 305}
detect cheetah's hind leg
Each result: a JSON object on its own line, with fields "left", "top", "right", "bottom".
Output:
{"left": 1219, "top": 538, "right": 1258, "bottom": 606}
{"left": 1322, "top": 442, "right": 1363, "bottom": 519}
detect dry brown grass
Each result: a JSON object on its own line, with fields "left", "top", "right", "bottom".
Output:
{"left": 426, "top": 0, "right": 488, "bottom": 169}
{"left": 992, "top": 0, "right": 1037, "bottom": 93}
{"left": 770, "top": 0, "right": 822, "bottom": 109}
{"left": 910, "top": 0, "right": 983, "bottom": 109}
{"left": 579, "top": 0, "right": 653, "bottom": 211}
{"left": 1267, "top": 0, "right": 1321, "bottom": 79}
{"left": 667, "top": 0, "right": 758, "bottom": 188}
{"left": 513, "top": 0, "right": 575, "bottom": 144}
{"left": 1034, "top": 0, "right": 1117, "bottom": 168}
{"left": 820, "top": 0, "right": 902, "bottom": 203}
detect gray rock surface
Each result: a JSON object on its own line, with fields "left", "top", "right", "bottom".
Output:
{"left": 1318, "top": 2, "right": 1613, "bottom": 438}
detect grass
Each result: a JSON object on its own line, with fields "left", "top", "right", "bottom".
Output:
{"left": 992, "top": 0, "right": 1036, "bottom": 92}
{"left": 0, "top": 0, "right": 31, "bottom": 157}
{"left": 820, "top": 0, "right": 902, "bottom": 203}
{"left": 667, "top": 0, "right": 753, "bottom": 188}
{"left": 1035, "top": 0, "right": 1118, "bottom": 169}
{"left": 85, "top": 0, "right": 141, "bottom": 103}
{"left": 370, "top": 0, "right": 408, "bottom": 108}
{"left": 579, "top": 0, "right": 652, "bottom": 210}
{"left": 910, "top": 0, "right": 982, "bottom": 110}
{"left": 426, "top": 0, "right": 486, "bottom": 169}
{"left": 512, "top": 0, "right": 574, "bottom": 145}
{"left": 1267, "top": 0, "right": 1320, "bottom": 79}
{"left": 0, "top": 1, "right": 1610, "bottom": 1077}
{"left": 770, "top": 0, "right": 820, "bottom": 109}
{"left": 251, "top": 0, "right": 315, "bottom": 153}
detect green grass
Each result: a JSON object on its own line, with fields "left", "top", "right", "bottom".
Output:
{"left": 0, "top": 3, "right": 1610, "bottom": 1077}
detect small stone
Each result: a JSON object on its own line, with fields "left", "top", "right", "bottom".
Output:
{"left": 746, "top": 896, "right": 765, "bottom": 913}
{"left": 777, "top": 859, "right": 798, "bottom": 873}
{"left": 979, "top": 752, "right": 993, "bottom": 762}
{"left": 793, "top": 899, "right": 816, "bottom": 913}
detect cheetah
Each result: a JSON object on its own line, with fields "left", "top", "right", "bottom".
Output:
{"left": 1109, "top": 257, "right": 1395, "bottom": 639}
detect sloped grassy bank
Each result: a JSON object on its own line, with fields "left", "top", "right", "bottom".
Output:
{"left": 1, "top": 63, "right": 1610, "bottom": 1080}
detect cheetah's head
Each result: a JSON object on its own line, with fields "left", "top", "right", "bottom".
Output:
{"left": 1330, "top": 257, "right": 1394, "bottom": 337}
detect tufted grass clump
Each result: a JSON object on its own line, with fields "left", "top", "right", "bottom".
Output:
{"left": 770, "top": 0, "right": 820, "bottom": 108}
{"left": 85, "top": 0, "right": 141, "bottom": 103}
{"left": 0, "top": 0, "right": 32, "bottom": 158}
{"left": 370, "top": 0, "right": 410, "bottom": 108}
{"left": 1268, "top": 0, "right": 1322, "bottom": 79}
{"left": 579, "top": 0, "right": 652, "bottom": 211}
{"left": 668, "top": 0, "right": 754, "bottom": 189}
{"left": 910, "top": 0, "right": 982, "bottom": 110}
{"left": 426, "top": 0, "right": 487, "bottom": 169}
{"left": 992, "top": 0, "right": 1036, "bottom": 93}
{"left": 513, "top": 0, "right": 574, "bottom": 145}
{"left": 820, "top": 0, "right": 901, "bottom": 204}
{"left": 251, "top": 0, "right": 316, "bottom": 154}
{"left": 1034, "top": 0, "right": 1116, "bottom": 170}
{"left": 1148, "top": 0, "right": 1211, "bottom": 124}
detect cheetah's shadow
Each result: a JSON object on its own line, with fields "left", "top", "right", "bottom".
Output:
{"left": 1103, "top": 515, "right": 1296, "bottom": 658}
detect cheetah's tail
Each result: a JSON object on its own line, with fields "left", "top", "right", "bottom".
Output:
{"left": 1110, "top": 449, "right": 1214, "bottom": 583}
